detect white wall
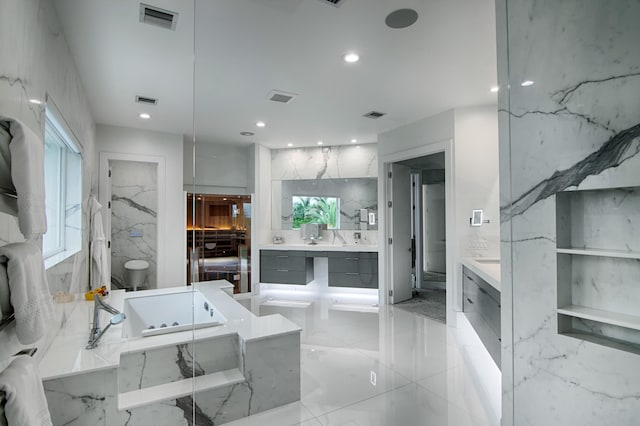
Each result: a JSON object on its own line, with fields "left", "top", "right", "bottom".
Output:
{"left": 183, "top": 140, "right": 252, "bottom": 195}
{"left": 252, "top": 144, "right": 272, "bottom": 291}
{"left": 96, "top": 124, "right": 184, "bottom": 288}
{"left": 454, "top": 105, "right": 500, "bottom": 258}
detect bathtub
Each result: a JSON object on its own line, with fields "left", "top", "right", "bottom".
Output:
{"left": 122, "top": 288, "right": 226, "bottom": 338}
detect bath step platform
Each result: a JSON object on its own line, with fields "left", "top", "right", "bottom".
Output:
{"left": 117, "top": 368, "right": 245, "bottom": 411}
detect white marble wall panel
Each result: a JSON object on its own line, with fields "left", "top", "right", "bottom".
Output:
{"left": 497, "top": 0, "right": 640, "bottom": 424}
{"left": 0, "top": 0, "right": 95, "bottom": 360}
{"left": 110, "top": 160, "right": 157, "bottom": 289}
{"left": 272, "top": 144, "right": 377, "bottom": 180}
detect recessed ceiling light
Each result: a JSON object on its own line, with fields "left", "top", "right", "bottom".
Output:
{"left": 520, "top": 80, "right": 534, "bottom": 87}
{"left": 240, "top": 131, "right": 254, "bottom": 136}
{"left": 344, "top": 53, "right": 359, "bottom": 63}
{"left": 287, "top": 143, "right": 293, "bottom": 147}
{"left": 139, "top": 113, "right": 151, "bottom": 119}
{"left": 490, "top": 86, "right": 499, "bottom": 93}
{"left": 29, "top": 99, "right": 43, "bottom": 105}
{"left": 256, "top": 121, "right": 266, "bottom": 128}
{"left": 351, "top": 139, "right": 357, "bottom": 143}
{"left": 317, "top": 141, "right": 323, "bottom": 145}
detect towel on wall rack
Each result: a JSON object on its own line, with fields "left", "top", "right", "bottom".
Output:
{"left": 0, "top": 241, "right": 53, "bottom": 345}
{"left": 0, "top": 116, "right": 47, "bottom": 239}
{"left": 88, "top": 195, "right": 109, "bottom": 289}
{"left": 0, "top": 356, "right": 53, "bottom": 426}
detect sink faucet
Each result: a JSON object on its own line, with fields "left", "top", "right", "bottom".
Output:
{"left": 86, "top": 293, "right": 125, "bottom": 350}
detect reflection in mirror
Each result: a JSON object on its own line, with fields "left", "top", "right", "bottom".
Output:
{"left": 273, "top": 178, "right": 377, "bottom": 231}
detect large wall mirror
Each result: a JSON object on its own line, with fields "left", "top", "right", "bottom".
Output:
{"left": 272, "top": 178, "right": 378, "bottom": 231}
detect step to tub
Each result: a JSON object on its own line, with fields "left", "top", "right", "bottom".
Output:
{"left": 117, "top": 368, "right": 245, "bottom": 411}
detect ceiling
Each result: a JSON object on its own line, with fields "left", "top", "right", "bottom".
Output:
{"left": 53, "top": 0, "right": 496, "bottom": 149}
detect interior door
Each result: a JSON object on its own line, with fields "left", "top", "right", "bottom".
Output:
{"left": 389, "top": 163, "right": 413, "bottom": 303}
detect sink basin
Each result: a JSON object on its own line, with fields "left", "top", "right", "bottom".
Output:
{"left": 474, "top": 259, "right": 500, "bottom": 264}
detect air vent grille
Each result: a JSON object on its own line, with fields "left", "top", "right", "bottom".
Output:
{"left": 135, "top": 95, "right": 158, "bottom": 105}
{"left": 267, "top": 90, "right": 297, "bottom": 104}
{"left": 140, "top": 3, "right": 178, "bottom": 30}
{"left": 317, "top": 0, "right": 344, "bottom": 6}
{"left": 363, "top": 111, "right": 386, "bottom": 119}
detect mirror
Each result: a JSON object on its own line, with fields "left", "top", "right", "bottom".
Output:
{"left": 272, "top": 178, "right": 377, "bottom": 231}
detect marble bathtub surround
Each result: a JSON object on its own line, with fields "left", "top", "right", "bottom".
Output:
{"left": 39, "top": 281, "right": 301, "bottom": 425}
{"left": 110, "top": 160, "right": 158, "bottom": 290}
{"left": 498, "top": 0, "right": 640, "bottom": 423}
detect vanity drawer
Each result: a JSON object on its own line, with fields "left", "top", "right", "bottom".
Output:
{"left": 260, "top": 269, "right": 312, "bottom": 285}
{"left": 328, "top": 257, "right": 377, "bottom": 274}
{"left": 463, "top": 269, "right": 500, "bottom": 335}
{"left": 328, "top": 272, "right": 378, "bottom": 288}
{"left": 261, "top": 255, "right": 308, "bottom": 271}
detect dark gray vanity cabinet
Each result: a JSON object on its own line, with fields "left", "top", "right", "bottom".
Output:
{"left": 328, "top": 251, "right": 378, "bottom": 288}
{"left": 463, "top": 266, "right": 501, "bottom": 367}
{"left": 260, "top": 250, "right": 313, "bottom": 284}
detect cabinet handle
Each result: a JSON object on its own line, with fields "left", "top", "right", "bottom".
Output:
{"left": 276, "top": 269, "right": 289, "bottom": 272}
{"left": 478, "top": 287, "right": 487, "bottom": 295}
{"left": 346, "top": 257, "right": 359, "bottom": 260}
{"left": 346, "top": 272, "right": 359, "bottom": 275}
{"left": 277, "top": 255, "right": 289, "bottom": 258}
{"left": 466, "top": 298, "right": 473, "bottom": 304}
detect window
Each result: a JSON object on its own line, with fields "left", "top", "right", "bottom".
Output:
{"left": 43, "top": 103, "right": 82, "bottom": 267}
{"left": 292, "top": 196, "right": 339, "bottom": 229}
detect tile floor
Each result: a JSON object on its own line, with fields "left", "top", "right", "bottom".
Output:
{"left": 228, "top": 285, "right": 501, "bottom": 426}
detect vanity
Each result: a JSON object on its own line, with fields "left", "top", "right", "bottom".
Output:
{"left": 461, "top": 258, "right": 501, "bottom": 368}
{"left": 260, "top": 245, "right": 379, "bottom": 289}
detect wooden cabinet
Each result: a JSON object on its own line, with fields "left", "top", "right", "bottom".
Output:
{"left": 328, "top": 251, "right": 378, "bottom": 289}
{"left": 260, "top": 250, "right": 313, "bottom": 285}
{"left": 463, "top": 266, "right": 501, "bottom": 368}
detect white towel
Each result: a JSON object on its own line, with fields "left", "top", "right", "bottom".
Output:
{"left": 0, "top": 241, "right": 53, "bottom": 344}
{"left": 88, "top": 195, "right": 109, "bottom": 289}
{"left": 0, "top": 116, "right": 47, "bottom": 239}
{"left": 0, "top": 356, "right": 53, "bottom": 426}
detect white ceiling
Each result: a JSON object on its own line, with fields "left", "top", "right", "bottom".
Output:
{"left": 53, "top": 0, "right": 496, "bottom": 149}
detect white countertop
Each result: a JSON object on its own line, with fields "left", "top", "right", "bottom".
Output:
{"left": 461, "top": 258, "right": 501, "bottom": 292}
{"left": 260, "top": 243, "right": 379, "bottom": 252}
{"left": 38, "top": 281, "right": 301, "bottom": 381}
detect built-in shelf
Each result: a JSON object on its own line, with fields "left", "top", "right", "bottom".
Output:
{"left": 556, "top": 186, "right": 640, "bottom": 355}
{"left": 556, "top": 248, "right": 640, "bottom": 260}
{"left": 557, "top": 305, "right": 640, "bottom": 331}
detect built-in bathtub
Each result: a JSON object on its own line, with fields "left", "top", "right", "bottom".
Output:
{"left": 122, "top": 288, "right": 226, "bottom": 338}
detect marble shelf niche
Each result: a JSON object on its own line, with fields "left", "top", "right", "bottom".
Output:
{"left": 556, "top": 186, "right": 640, "bottom": 355}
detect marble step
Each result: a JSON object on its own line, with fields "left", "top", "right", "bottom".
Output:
{"left": 117, "top": 368, "right": 245, "bottom": 411}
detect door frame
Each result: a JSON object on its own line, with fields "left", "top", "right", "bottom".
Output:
{"left": 379, "top": 138, "right": 457, "bottom": 326}
{"left": 99, "top": 151, "right": 166, "bottom": 291}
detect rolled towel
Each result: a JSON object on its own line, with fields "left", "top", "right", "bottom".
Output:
{"left": 0, "top": 241, "right": 53, "bottom": 344}
{"left": 0, "top": 356, "right": 53, "bottom": 426}
{"left": 0, "top": 116, "right": 47, "bottom": 239}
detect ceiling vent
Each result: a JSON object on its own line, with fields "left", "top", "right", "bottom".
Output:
{"left": 267, "top": 90, "right": 297, "bottom": 104}
{"left": 135, "top": 95, "right": 158, "bottom": 105}
{"left": 363, "top": 111, "right": 386, "bottom": 119}
{"left": 139, "top": 3, "right": 178, "bottom": 30}
{"left": 317, "top": 0, "right": 345, "bottom": 7}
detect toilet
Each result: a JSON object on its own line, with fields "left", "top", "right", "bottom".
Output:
{"left": 124, "top": 260, "right": 149, "bottom": 291}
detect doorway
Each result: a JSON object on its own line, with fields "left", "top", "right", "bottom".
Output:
{"left": 187, "top": 193, "right": 252, "bottom": 293}
{"left": 382, "top": 140, "right": 456, "bottom": 325}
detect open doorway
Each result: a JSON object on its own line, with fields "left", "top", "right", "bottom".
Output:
{"left": 384, "top": 141, "right": 455, "bottom": 325}
{"left": 187, "top": 194, "right": 252, "bottom": 293}
{"left": 390, "top": 153, "right": 447, "bottom": 322}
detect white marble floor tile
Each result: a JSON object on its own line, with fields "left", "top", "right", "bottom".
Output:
{"left": 221, "top": 401, "right": 315, "bottom": 426}
{"left": 417, "top": 367, "right": 501, "bottom": 426}
{"left": 315, "top": 383, "right": 488, "bottom": 426}
{"left": 297, "top": 419, "right": 323, "bottom": 426}
{"left": 301, "top": 345, "right": 411, "bottom": 417}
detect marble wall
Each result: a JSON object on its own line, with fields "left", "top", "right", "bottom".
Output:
{"left": 0, "top": 0, "right": 95, "bottom": 361}
{"left": 270, "top": 144, "right": 378, "bottom": 245}
{"left": 110, "top": 160, "right": 157, "bottom": 289}
{"left": 497, "top": 0, "right": 640, "bottom": 424}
